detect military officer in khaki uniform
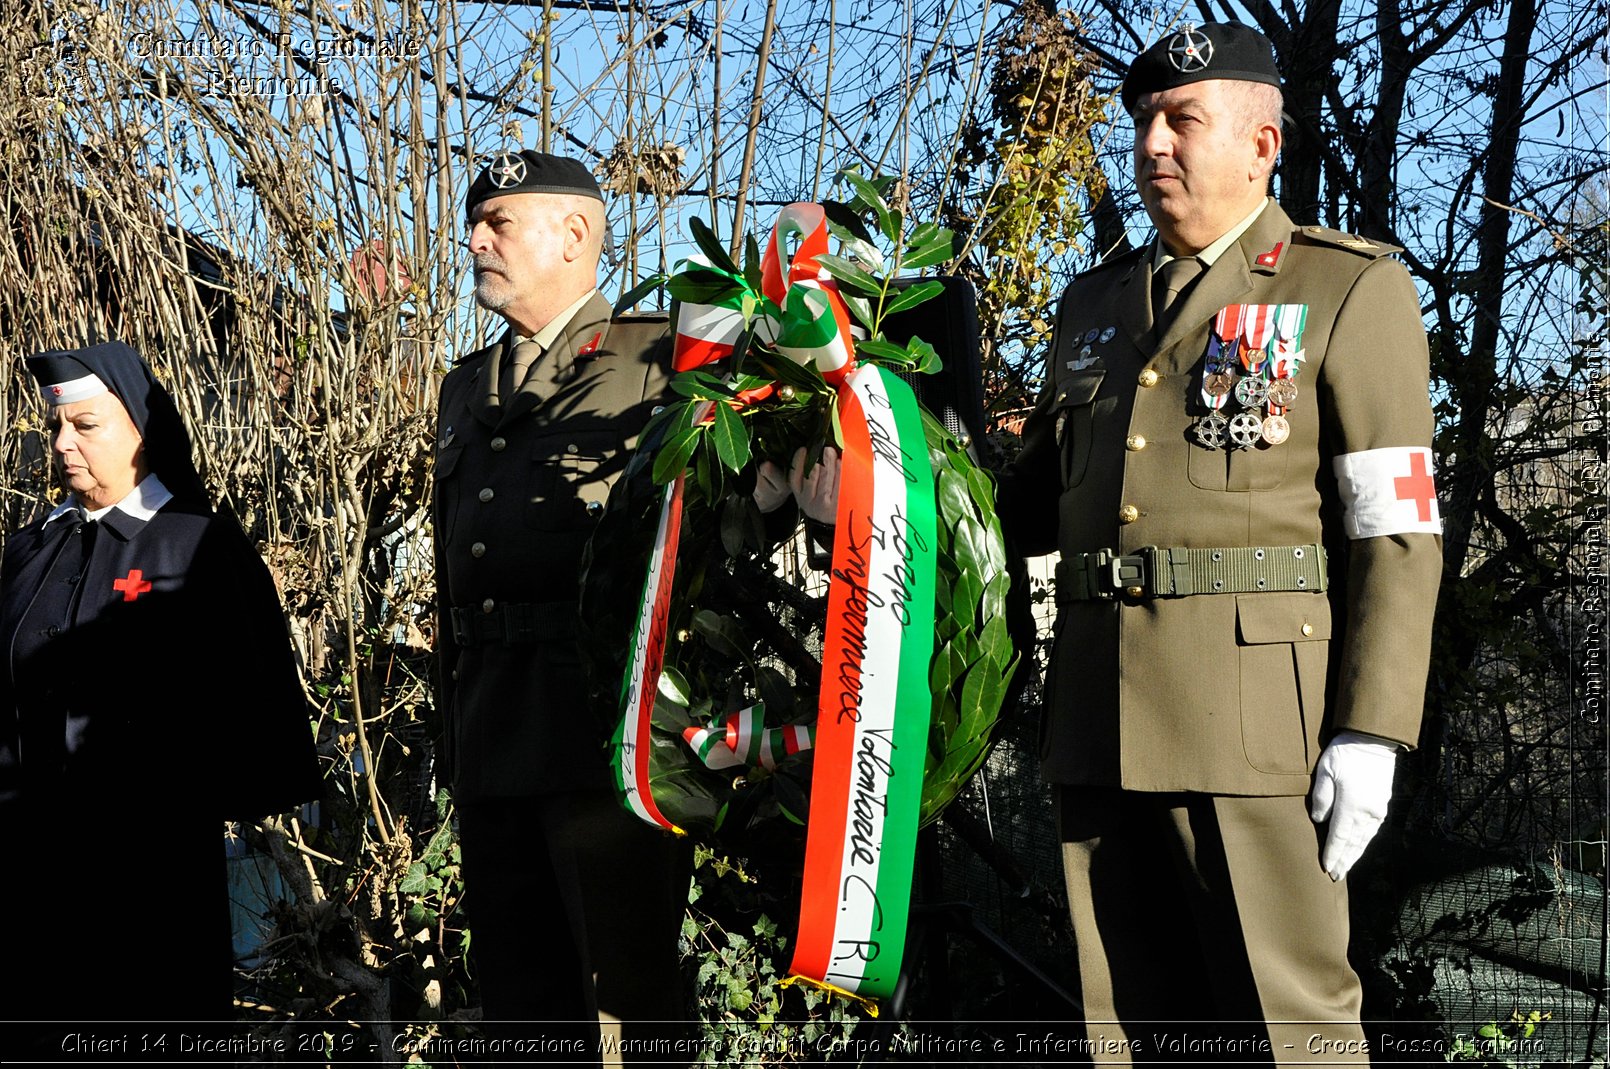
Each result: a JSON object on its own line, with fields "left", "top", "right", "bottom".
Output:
{"left": 434, "top": 150, "right": 689, "bottom": 1057}
{"left": 1001, "top": 23, "right": 1442, "bottom": 1062}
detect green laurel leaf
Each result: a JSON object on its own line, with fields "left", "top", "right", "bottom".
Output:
{"left": 668, "top": 267, "right": 745, "bottom": 306}
{"left": 689, "top": 216, "right": 740, "bottom": 275}
{"left": 652, "top": 425, "right": 702, "bottom": 484}
{"left": 901, "top": 232, "right": 956, "bottom": 271}
{"left": 615, "top": 273, "right": 668, "bottom": 313}
{"left": 709, "top": 401, "right": 752, "bottom": 473}
{"left": 816, "top": 253, "right": 884, "bottom": 297}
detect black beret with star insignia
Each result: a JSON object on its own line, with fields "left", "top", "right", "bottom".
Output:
{"left": 1120, "top": 22, "right": 1282, "bottom": 113}
{"left": 465, "top": 149, "right": 603, "bottom": 219}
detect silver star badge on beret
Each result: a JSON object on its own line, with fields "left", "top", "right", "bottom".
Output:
{"left": 1167, "top": 24, "right": 1213, "bottom": 73}
{"left": 489, "top": 152, "right": 528, "bottom": 189}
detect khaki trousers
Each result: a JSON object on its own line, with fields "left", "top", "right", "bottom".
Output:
{"left": 1057, "top": 787, "right": 1367, "bottom": 1066}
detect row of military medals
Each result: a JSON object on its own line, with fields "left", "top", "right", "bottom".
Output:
{"left": 1192, "top": 303, "right": 1309, "bottom": 450}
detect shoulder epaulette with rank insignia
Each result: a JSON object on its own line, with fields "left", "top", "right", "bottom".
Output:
{"left": 1292, "top": 225, "right": 1403, "bottom": 259}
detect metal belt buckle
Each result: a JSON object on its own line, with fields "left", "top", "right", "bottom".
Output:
{"left": 1107, "top": 551, "right": 1147, "bottom": 596}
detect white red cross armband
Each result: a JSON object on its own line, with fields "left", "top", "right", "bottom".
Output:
{"left": 1333, "top": 446, "right": 1442, "bottom": 539}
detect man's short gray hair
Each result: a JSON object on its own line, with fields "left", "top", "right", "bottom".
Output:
{"left": 1232, "top": 81, "right": 1285, "bottom": 137}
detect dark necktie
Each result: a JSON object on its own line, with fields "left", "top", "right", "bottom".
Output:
{"left": 500, "top": 340, "right": 543, "bottom": 400}
{"left": 1153, "top": 256, "right": 1204, "bottom": 330}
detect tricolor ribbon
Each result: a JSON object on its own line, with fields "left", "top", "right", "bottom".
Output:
{"left": 1273, "top": 303, "right": 1309, "bottom": 375}
{"left": 683, "top": 704, "right": 816, "bottom": 771}
{"left": 756, "top": 204, "right": 856, "bottom": 385}
{"left": 613, "top": 471, "right": 690, "bottom": 831}
{"left": 1240, "top": 303, "right": 1275, "bottom": 373}
{"left": 787, "top": 361, "right": 936, "bottom": 1000}
{"left": 671, "top": 257, "right": 749, "bottom": 372}
{"left": 616, "top": 203, "right": 939, "bottom": 1002}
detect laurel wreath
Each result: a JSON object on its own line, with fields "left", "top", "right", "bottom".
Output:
{"left": 580, "top": 174, "right": 1016, "bottom": 842}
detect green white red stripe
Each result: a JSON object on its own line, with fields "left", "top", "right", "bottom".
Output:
{"left": 613, "top": 475, "right": 687, "bottom": 831}
{"left": 672, "top": 257, "right": 749, "bottom": 371}
{"left": 757, "top": 204, "right": 854, "bottom": 384}
{"left": 788, "top": 363, "right": 936, "bottom": 998}
{"left": 683, "top": 704, "right": 815, "bottom": 771}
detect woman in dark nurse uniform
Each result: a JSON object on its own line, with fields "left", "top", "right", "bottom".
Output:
{"left": 0, "top": 342, "right": 320, "bottom": 1021}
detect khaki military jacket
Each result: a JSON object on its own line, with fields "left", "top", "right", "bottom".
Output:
{"left": 434, "top": 293, "right": 672, "bottom": 799}
{"left": 1003, "top": 200, "right": 1442, "bottom": 796}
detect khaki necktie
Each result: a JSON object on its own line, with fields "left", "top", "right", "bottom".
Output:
{"left": 500, "top": 339, "right": 543, "bottom": 400}
{"left": 1152, "top": 256, "right": 1204, "bottom": 330}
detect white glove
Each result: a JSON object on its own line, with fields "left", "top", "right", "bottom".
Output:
{"left": 752, "top": 458, "right": 792, "bottom": 513}
{"left": 789, "top": 445, "right": 841, "bottom": 525}
{"left": 1308, "top": 731, "right": 1399, "bottom": 881}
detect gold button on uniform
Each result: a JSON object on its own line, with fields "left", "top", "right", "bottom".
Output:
{"left": 1138, "top": 369, "right": 1160, "bottom": 388}
{"left": 481, "top": 598, "right": 495, "bottom": 613}
{"left": 478, "top": 487, "right": 494, "bottom": 502}
{"left": 566, "top": 443, "right": 579, "bottom": 454}
{"left": 1119, "top": 505, "right": 1140, "bottom": 524}
{"left": 490, "top": 436, "right": 507, "bottom": 452}
{"left": 1301, "top": 623, "right": 1314, "bottom": 637}
{"left": 471, "top": 542, "right": 487, "bottom": 558}
{"left": 1126, "top": 435, "right": 1147, "bottom": 451}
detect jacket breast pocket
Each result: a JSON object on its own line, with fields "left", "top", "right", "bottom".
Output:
{"left": 1235, "top": 592, "right": 1331, "bottom": 775}
{"left": 1187, "top": 421, "right": 1291, "bottom": 491}
{"left": 1054, "top": 371, "right": 1104, "bottom": 488}
{"left": 526, "top": 430, "right": 623, "bottom": 531}
{"left": 434, "top": 443, "right": 465, "bottom": 544}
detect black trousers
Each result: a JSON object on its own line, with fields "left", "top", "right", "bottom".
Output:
{"left": 457, "top": 791, "right": 693, "bottom": 1064}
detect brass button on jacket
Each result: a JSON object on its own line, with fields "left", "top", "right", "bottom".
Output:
{"left": 1138, "top": 368, "right": 1160, "bottom": 388}
{"left": 1118, "top": 504, "right": 1140, "bottom": 524}
{"left": 1126, "top": 435, "right": 1147, "bottom": 452}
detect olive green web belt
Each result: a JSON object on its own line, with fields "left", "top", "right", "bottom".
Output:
{"left": 1055, "top": 544, "right": 1327, "bottom": 602}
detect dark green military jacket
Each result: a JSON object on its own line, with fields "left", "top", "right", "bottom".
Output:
{"left": 434, "top": 293, "right": 671, "bottom": 799}
{"left": 1003, "top": 200, "right": 1443, "bottom": 796}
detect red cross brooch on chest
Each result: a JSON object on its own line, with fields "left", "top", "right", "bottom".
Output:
{"left": 112, "top": 569, "right": 153, "bottom": 602}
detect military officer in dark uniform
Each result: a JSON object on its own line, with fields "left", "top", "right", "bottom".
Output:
{"left": 433, "top": 150, "right": 688, "bottom": 1056}
{"left": 1001, "top": 24, "right": 1442, "bottom": 1062}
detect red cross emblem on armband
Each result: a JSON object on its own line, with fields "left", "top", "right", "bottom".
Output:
{"left": 1393, "top": 453, "right": 1437, "bottom": 522}
{"left": 112, "top": 569, "right": 153, "bottom": 602}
